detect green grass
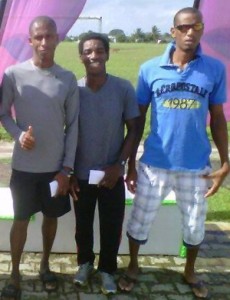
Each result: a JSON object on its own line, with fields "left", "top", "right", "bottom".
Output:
{"left": 55, "top": 42, "right": 166, "bottom": 84}
{"left": 1, "top": 42, "right": 230, "bottom": 141}
{"left": 54, "top": 42, "right": 230, "bottom": 141}
{"left": 207, "top": 187, "right": 230, "bottom": 221}
{"left": 0, "top": 126, "right": 13, "bottom": 141}
{"left": 0, "top": 42, "right": 229, "bottom": 221}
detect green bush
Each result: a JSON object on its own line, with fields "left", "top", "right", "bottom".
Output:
{"left": 0, "top": 126, "right": 13, "bottom": 141}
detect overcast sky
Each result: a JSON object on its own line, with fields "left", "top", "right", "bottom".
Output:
{"left": 68, "top": 0, "right": 194, "bottom": 36}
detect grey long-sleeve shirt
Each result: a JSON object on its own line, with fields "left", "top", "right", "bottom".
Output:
{"left": 0, "top": 60, "right": 79, "bottom": 172}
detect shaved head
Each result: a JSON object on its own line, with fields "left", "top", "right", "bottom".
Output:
{"left": 173, "top": 7, "right": 203, "bottom": 26}
{"left": 29, "top": 16, "right": 57, "bottom": 35}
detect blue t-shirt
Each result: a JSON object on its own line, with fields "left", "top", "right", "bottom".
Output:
{"left": 137, "top": 42, "right": 226, "bottom": 171}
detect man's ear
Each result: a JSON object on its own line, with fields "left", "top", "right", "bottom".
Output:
{"left": 170, "top": 27, "right": 175, "bottom": 38}
{"left": 79, "top": 55, "right": 83, "bottom": 63}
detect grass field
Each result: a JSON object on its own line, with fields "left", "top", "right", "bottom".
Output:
{"left": 0, "top": 42, "right": 230, "bottom": 221}
{"left": 54, "top": 42, "right": 230, "bottom": 141}
{"left": 0, "top": 42, "right": 164, "bottom": 140}
{"left": 55, "top": 42, "right": 166, "bottom": 85}
{"left": 41, "top": 41, "right": 230, "bottom": 222}
{"left": 207, "top": 187, "right": 230, "bottom": 221}
{"left": 1, "top": 41, "right": 230, "bottom": 141}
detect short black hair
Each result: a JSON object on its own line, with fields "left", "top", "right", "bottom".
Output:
{"left": 173, "top": 7, "right": 203, "bottom": 26}
{"left": 29, "top": 16, "right": 57, "bottom": 35}
{"left": 78, "top": 32, "right": 110, "bottom": 55}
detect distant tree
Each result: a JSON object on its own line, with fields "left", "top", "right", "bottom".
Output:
{"left": 65, "top": 35, "right": 78, "bottom": 42}
{"left": 77, "top": 31, "right": 109, "bottom": 41}
{"left": 144, "top": 32, "right": 154, "bottom": 42}
{"left": 161, "top": 32, "right": 173, "bottom": 43}
{"left": 151, "top": 25, "right": 161, "bottom": 42}
{"left": 108, "top": 29, "right": 127, "bottom": 43}
{"left": 109, "top": 29, "right": 125, "bottom": 36}
{"left": 130, "top": 28, "right": 145, "bottom": 42}
{"left": 116, "top": 34, "right": 128, "bottom": 43}
{"left": 65, "top": 36, "right": 73, "bottom": 42}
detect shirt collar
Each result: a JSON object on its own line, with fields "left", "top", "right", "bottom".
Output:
{"left": 159, "top": 42, "right": 202, "bottom": 67}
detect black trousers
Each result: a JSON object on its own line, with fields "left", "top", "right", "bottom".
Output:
{"left": 73, "top": 177, "right": 125, "bottom": 274}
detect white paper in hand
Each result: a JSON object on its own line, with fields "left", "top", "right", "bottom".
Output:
{"left": 89, "top": 170, "right": 105, "bottom": 184}
{"left": 49, "top": 180, "right": 58, "bottom": 197}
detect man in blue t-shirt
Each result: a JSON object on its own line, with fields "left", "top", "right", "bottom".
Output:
{"left": 119, "top": 7, "right": 229, "bottom": 299}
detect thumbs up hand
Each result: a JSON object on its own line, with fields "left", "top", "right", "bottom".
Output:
{"left": 27, "top": 125, "right": 33, "bottom": 136}
{"left": 20, "top": 125, "right": 35, "bottom": 150}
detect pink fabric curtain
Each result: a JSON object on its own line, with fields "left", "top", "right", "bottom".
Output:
{"left": 0, "top": 0, "right": 87, "bottom": 80}
{"left": 200, "top": 0, "right": 230, "bottom": 120}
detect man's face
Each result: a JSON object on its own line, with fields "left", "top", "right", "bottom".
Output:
{"left": 171, "top": 12, "right": 204, "bottom": 52}
{"left": 29, "top": 22, "right": 58, "bottom": 64}
{"left": 80, "top": 39, "right": 109, "bottom": 75}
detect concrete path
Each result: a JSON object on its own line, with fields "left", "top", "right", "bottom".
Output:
{"left": 0, "top": 222, "right": 230, "bottom": 299}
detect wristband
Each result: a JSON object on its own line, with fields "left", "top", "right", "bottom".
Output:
{"left": 117, "top": 159, "right": 126, "bottom": 167}
{"left": 60, "top": 169, "right": 73, "bottom": 177}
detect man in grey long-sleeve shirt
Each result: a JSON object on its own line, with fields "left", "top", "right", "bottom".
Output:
{"left": 0, "top": 16, "right": 79, "bottom": 297}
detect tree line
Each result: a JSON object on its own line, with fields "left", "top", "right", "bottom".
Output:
{"left": 67, "top": 25, "right": 173, "bottom": 43}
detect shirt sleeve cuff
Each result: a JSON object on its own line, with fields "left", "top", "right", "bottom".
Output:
{"left": 19, "top": 131, "right": 26, "bottom": 143}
